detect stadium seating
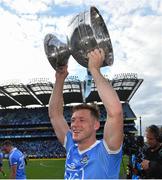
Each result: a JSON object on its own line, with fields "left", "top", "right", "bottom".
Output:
{"left": 0, "top": 103, "right": 136, "bottom": 158}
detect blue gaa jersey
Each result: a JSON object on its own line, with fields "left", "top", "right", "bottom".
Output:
{"left": 9, "top": 148, "right": 26, "bottom": 180}
{"left": 64, "top": 131, "right": 122, "bottom": 179}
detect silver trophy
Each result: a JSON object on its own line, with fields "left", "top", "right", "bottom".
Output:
{"left": 44, "top": 6, "right": 114, "bottom": 70}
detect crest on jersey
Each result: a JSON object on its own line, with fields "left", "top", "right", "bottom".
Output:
{"left": 80, "top": 154, "right": 89, "bottom": 164}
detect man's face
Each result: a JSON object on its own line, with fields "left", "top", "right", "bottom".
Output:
{"left": 146, "top": 131, "right": 159, "bottom": 148}
{"left": 71, "top": 109, "right": 99, "bottom": 143}
{"left": 2, "top": 145, "right": 10, "bottom": 154}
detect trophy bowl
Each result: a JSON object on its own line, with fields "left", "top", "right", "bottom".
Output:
{"left": 68, "top": 6, "right": 114, "bottom": 68}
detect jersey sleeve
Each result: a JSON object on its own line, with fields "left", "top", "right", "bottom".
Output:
{"left": 103, "top": 139, "right": 123, "bottom": 154}
{"left": 64, "top": 130, "right": 75, "bottom": 152}
{"left": 9, "top": 155, "right": 18, "bottom": 166}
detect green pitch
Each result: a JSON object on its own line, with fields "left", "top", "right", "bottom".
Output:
{"left": 1, "top": 158, "right": 65, "bottom": 179}
{"left": 1, "top": 156, "right": 128, "bottom": 179}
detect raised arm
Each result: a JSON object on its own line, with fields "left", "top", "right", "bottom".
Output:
{"left": 88, "top": 49, "right": 123, "bottom": 151}
{"left": 48, "top": 65, "right": 70, "bottom": 145}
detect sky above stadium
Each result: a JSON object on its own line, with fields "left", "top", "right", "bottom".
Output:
{"left": 0, "top": 0, "right": 161, "bottom": 134}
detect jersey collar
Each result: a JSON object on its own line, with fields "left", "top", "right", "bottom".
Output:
{"left": 77, "top": 140, "right": 100, "bottom": 155}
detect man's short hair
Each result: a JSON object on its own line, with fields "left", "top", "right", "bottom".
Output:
{"left": 2, "top": 140, "right": 13, "bottom": 147}
{"left": 147, "top": 125, "right": 160, "bottom": 141}
{"left": 72, "top": 103, "right": 100, "bottom": 120}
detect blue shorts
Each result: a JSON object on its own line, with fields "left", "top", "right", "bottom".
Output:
{"left": 0, "top": 162, "right": 2, "bottom": 167}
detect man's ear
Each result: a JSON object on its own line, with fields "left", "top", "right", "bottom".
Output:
{"left": 94, "top": 120, "right": 100, "bottom": 130}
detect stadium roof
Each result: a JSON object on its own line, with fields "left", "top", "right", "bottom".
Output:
{"left": 0, "top": 73, "right": 143, "bottom": 108}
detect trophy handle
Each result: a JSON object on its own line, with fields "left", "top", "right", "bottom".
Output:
{"left": 44, "top": 34, "right": 70, "bottom": 70}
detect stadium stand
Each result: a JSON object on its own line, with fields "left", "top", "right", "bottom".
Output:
{"left": 0, "top": 73, "right": 143, "bottom": 158}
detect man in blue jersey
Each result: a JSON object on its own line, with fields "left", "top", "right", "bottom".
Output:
{"left": 2, "top": 140, "right": 26, "bottom": 180}
{"left": 0, "top": 150, "right": 6, "bottom": 177}
{"left": 49, "top": 48, "right": 123, "bottom": 179}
